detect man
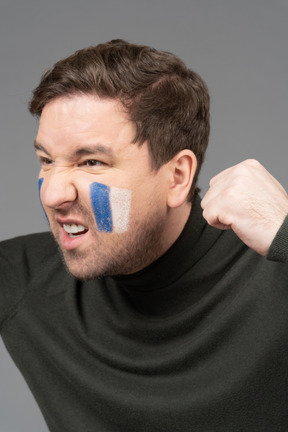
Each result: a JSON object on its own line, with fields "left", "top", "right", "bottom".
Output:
{"left": 1, "top": 39, "right": 288, "bottom": 431}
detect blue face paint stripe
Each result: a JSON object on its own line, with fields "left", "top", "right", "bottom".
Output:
{"left": 38, "top": 178, "right": 49, "bottom": 224}
{"left": 90, "top": 182, "right": 113, "bottom": 232}
{"left": 38, "top": 177, "right": 44, "bottom": 197}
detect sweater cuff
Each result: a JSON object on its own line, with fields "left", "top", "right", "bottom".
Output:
{"left": 266, "top": 214, "right": 288, "bottom": 263}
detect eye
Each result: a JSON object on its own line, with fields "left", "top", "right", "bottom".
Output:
{"left": 83, "top": 160, "right": 105, "bottom": 167}
{"left": 39, "top": 156, "right": 53, "bottom": 167}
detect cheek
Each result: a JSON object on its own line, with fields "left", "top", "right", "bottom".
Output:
{"left": 38, "top": 178, "right": 49, "bottom": 224}
{"left": 90, "top": 182, "right": 131, "bottom": 234}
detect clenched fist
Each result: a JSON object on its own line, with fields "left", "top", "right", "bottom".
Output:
{"left": 201, "top": 160, "right": 288, "bottom": 256}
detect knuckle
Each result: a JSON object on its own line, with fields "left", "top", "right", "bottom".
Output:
{"left": 223, "top": 186, "right": 238, "bottom": 200}
{"left": 202, "top": 207, "right": 212, "bottom": 223}
{"left": 232, "top": 159, "right": 259, "bottom": 178}
{"left": 244, "top": 159, "right": 261, "bottom": 168}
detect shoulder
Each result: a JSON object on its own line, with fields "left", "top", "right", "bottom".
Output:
{"left": 0, "top": 232, "right": 58, "bottom": 264}
{"left": 0, "top": 231, "right": 62, "bottom": 286}
{"left": 0, "top": 232, "right": 63, "bottom": 329}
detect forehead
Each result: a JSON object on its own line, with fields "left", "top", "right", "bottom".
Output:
{"left": 36, "top": 95, "right": 136, "bottom": 153}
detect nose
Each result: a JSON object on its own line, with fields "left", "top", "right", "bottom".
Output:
{"left": 40, "top": 167, "right": 77, "bottom": 209}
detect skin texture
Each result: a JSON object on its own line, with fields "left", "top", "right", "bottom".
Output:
{"left": 35, "top": 95, "right": 194, "bottom": 280}
{"left": 201, "top": 159, "right": 288, "bottom": 256}
{"left": 35, "top": 95, "right": 288, "bottom": 280}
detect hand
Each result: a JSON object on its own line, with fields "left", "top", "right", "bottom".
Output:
{"left": 201, "top": 159, "right": 288, "bottom": 256}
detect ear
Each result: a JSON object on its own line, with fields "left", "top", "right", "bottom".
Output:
{"left": 166, "top": 150, "right": 197, "bottom": 208}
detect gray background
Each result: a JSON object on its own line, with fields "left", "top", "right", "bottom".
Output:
{"left": 0, "top": 0, "right": 287, "bottom": 431}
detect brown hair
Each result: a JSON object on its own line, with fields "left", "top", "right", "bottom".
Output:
{"left": 29, "top": 39, "right": 210, "bottom": 201}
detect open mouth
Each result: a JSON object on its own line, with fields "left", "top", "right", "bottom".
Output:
{"left": 63, "top": 223, "right": 89, "bottom": 239}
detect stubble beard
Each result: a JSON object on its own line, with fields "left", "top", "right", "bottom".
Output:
{"left": 50, "top": 206, "right": 167, "bottom": 281}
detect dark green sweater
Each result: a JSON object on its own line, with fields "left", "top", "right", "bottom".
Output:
{"left": 1, "top": 197, "right": 288, "bottom": 431}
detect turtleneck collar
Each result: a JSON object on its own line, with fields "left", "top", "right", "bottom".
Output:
{"left": 111, "top": 196, "right": 222, "bottom": 293}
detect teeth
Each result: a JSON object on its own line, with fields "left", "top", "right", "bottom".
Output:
{"left": 63, "top": 224, "right": 87, "bottom": 235}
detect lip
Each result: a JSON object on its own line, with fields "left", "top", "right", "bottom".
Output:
{"left": 56, "top": 217, "right": 89, "bottom": 251}
{"left": 59, "top": 225, "right": 89, "bottom": 250}
{"left": 56, "top": 217, "right": 88, "bottom": 227}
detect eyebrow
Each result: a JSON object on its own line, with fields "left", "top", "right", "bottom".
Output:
{"left": 33, "top": 140, "right": 114, "bottom": 159}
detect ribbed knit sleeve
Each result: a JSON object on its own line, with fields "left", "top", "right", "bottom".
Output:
{"left": 0, "top": 240, "right": 24, "bottom": 330}
{"left": 267, "top": 214, "right": 288, "bottom": 263}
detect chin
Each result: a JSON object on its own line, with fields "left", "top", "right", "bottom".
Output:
{"left": 56, "top": 248, "right": 99, "bottom": 280}
{"left": 60, "top": 251, "right": 121, "bottom": 280}
{"left": 64, "top": 262, "right": 102, "bottom": 281}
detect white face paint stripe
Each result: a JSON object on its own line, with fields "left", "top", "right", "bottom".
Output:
{"left": 110, "top": 186, "right": 131, "bottom": 233}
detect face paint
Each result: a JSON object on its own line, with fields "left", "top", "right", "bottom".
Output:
{"left": 38, "top": 178, "right": 49, "bottom": 224}
{"left": 90, "top": 182, "right": 131, "bottom": 233}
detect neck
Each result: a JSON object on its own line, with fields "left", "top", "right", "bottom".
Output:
{"left": 160, "top": 201, "right": 192, "bottom": 256}
{"left": 123, "top": 201, "right": 192, "bottom": 276}
{"left": 111, "top": 195, "right": 221, "bottom": 317}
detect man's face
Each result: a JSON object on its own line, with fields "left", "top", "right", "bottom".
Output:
{"left": 35, "top": 95, "right": 171, "bottom": 279}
